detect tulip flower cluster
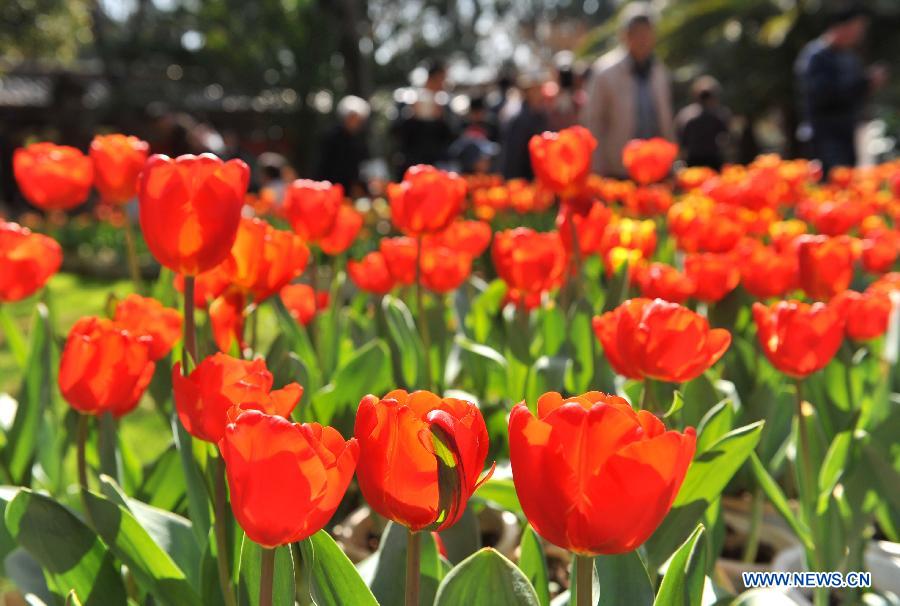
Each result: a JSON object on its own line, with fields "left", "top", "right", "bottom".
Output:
{"left": 3, "top": 130, "right": 899, "bottom": 606}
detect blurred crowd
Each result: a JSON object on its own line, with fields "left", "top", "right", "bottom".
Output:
{"left": 0, "top": 2, "right": 889, "bottom": 217}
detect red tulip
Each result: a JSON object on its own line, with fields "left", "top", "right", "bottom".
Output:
{"left": 380, "top": 237, "right": 418, "bottom": 286}
{"left": 282, "top": 180, "right": 343, "bottom": 241}
{"left": 89, "top": 134, "right": 150, "bottom": 204}
{"left": 0, "top": 220, "right": 62, "bottom": 302}
{"left": 593, "top": 298, "right": 731, "bottom": 382}
{"left": 509, "top": 391, "right": 695, "bottom": 554}
{"left": 13, "top": 142, "right": 93, "bottom": 211}
{"left": 388, "top": 165, "right": 466, "bottom": 235}
{"left": 59, "top": 316, "right": 155, "bottom": 417}
{"left": 280, "top": 284, "right": 329, "bottom": 326}
{"left": 684, "top": 253, "right": 740, "bottom": 303}
{"left": 556, "top": 202, "right": 614, "bottom": 257}
{"left": 492, "top": 228, "right": 567, "bottom": 304}
{"left": 348, "top": 252, "right": 396, "bottom": 295}
{"left": 796, "top": 234, "right": 856, "bottom": 300}
{"left": 420, "top": 245, "right": 472, "bottom": 294}
{"left": 635, "top": 263, "right": 695, "bottom": 304}
{"left": 319, "top": 205, "right": 363, "bottom": 255}
{"left": 667, "top": 196, "right": 744, "bottom": 253}
{"left": 832, "top": 289, "right": 891, "bottom": 341}
{"left": 354, "top": 389, "right": 493, "bottom": 531}
{"left": 737, "top": 239, "right": 797, "bottom": 299}
{"left": 752, "top": 300, "right": 845, "bottom": 377}
{"left": 528, "top": 126, "right": 597, "bottom": 196}
{"left": 426, "top": 220, "right": 492, "bottom": 258}
{"left": 138, "top": 154, "right": 249, "bottom": 275}
{"left": 173, "top": 353, "right": 302, "bottom": 443}
{"left": 220, "top": 410, "right": 358, "bottom": 547}
{"left": 625, "top": 184, "right": 674, "bottom": 217}
{"left": 113, "top": 294, "right": 182, "bottom": 360}
{"left": 222, "top": 217, "right": 309, "bottom": 302}
{"left": 870, "top": 272, "right": 900, "bottom": 297}
{"left": 599, "top": 218, "right": 657, "bottom": 259}
{"left": 209, "top": 288, "right": 246, "bottom": 354}
{"left": 861, "top": 229, "right": 899, "bottom": 274}
{"left": 622, "top": 138, "right": 678, "bottom": 185}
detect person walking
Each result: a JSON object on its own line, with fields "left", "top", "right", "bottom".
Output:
{"left": 581, "top": 2, "right": 675, "bottom": 178}
{"left": 675, "top": 76, "right": 730, "bottom": 170}
{"left": 795, "top": 5, "right": 887, "bottom": 175}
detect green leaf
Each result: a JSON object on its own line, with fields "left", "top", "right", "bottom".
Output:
{"left": 312, "top": 339, "right": 392, "bottom": 427}
{"left": 816, "top": 431, "right": 853, "bottom": 515}
{"left": 434, "top": 548, "right": 540, "bottom": 606}
{"left": 653, "top": 526, "right": 707, "bottom": 606}
{"left": 748, "top": 453, "right": 812, "bottom": 551}
{"left": 645, "top": 422, "right": 763, "bottom": 570}
{"left": 519, "top": 525, "right": 550, "bottom": 606}
{"left": 366, "top": 522, "right": 443, "bottom": 606}
{"left": 299, "top": 530, "right": 378, "bottom": 606}
{"left": 439, "top": 505, "right": 481, "bottom": 565}
{"left": 99, "top": 476, "right": 202, "bottom": 591}
{"left": 82, "top": 490, "right": 200, "bottom": 606}
{"left": 382, "top": 295, "right": 425, "bottom": 388}
{"left": 663, "top": 391, "right": 685, "bottom": 420}
{"left": 4, "top": 489, "right": 127, "bottom": 605}
{"left": 4, "top": 302, "right": 52, "bottom": 484}
{"left": 595, "top": 550, "right": 654, "bottom": 606}
{"left": 171, "top": 415, "right": 211, "bottom": 546}
{"left": 681, "top": 374, "right": 721, "bottom": 429}
{"left": 695, "top": 399, "right": 735, "bottom": 453}
{"left": 237, "top": 537, "right": 294, "bottom": 606}
{"left": 138, "top": 446, "right": 187, "bottom": 513}
{"left": 475, "top": 478, "right": 522, "bottom": 517}
{"left": 539, "top": 305, "right": 566, "bottom": 357}
{"left": 564, "top": 302, "right": 595, "bottom": 394}
{"left": 466, "top": 279, "right": 507, "bottom": 343}
{"left": 0, "top": 305, "right": 27, "bottom": 369}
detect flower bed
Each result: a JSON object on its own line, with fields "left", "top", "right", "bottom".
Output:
{"left": 0, "top": 130, "right": 898, "bottom": 605}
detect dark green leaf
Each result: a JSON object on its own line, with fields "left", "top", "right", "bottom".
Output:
{"left": 4, "top": 303, "right": 51, "bottom": 484}
{"left": 0, "top": 305, "right": 27, "bottom": 369}
{"left": 4, "top": 489, "right": 127, "bottom": 605}
{"left": 82, "top": 490, "right": 200, "bottom": 606}
{"left": 748, "top": 453, "right": 812, "bottom": 551}
{"left": 439, "top": 505, "right": 481, "bottom": 565}
{"left": 519, "top": 525, "right": 550, "bottom": 606}
{"left": 312, "top": 339, "right": 392, "bottom": 427}
{"left": 564, "top": 302, "right": 594, "bottom": 394}
{"left": 434, "top": 548, "right": 540, "bottom": 606}
{"left": 595, "top": 550, "right": 654, "bottom": 606}
{"left": 237, "top": 537, "right": 294, "bottom": 606}
{"left": 645, "top": 422, "right": 763, "bottom": 570}
{"left": 366, "top": 522, "right": 443, "bottom": 606}
{"left": 475, "top": 478, "right": 522, "bottom": 517}
{"left": 382, "top": 295, "right": 425, "bottom": 388}
{"left": 653, "top": 525, "right": 706, "bottom": 606}
{"left": 299, "top": 530, "right": 378, "bottom": 606}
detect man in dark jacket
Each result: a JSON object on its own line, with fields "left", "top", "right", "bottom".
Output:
{"left": 317, "top": 95, "right": 371, "bottom": 197}
{"left": 795, "top": 5, "right": 887, "bottom": 175}
{"left": 675, "top": 76, "right": 730, "bottom": 170}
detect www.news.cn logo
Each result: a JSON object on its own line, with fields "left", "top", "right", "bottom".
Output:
{"left": 742, "top": 571, "right": 872, "bottom": 589}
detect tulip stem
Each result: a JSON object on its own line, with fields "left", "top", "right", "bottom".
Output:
{"left": 122, "top": 215, "right": 143, "bottom": 295}
{"left": 183, "top": 276, "right": 198, "bottom": 367}
{"left": 415, "top": 236, "right": 433, "bottom": 390}
{"left": 259, "top": 547, "right": 275, "bottom": 606}
{"left": 214, "top": 455, "right": 237, "bottom": 606}
{"left": 405, "top": 530, "right": 421, "bottom": 606}
{"left": 575, "top": 554, "right": 593, "bottom": 606}
{"left": 794, "top": 380, "right": 828, "bottom": 606}
{"left": 567, "top": 211, "right": 582, "bottom": 305}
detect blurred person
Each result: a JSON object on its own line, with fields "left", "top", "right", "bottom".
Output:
{"left": 500, "top": 72, "right": 550, "bottom": 180}
{"left": 546, "top": 51, "right": 585, "bottom": 131}
{"left": 258, "top": 152, "right": 289, "bottom": 205}
{"left": 317, "top": 95, "right": 371, "bottom": 197}
{"left": 675, "top": 76, "right": 731, "bottom": 170}
{"left": 449, "top": 97, "right": 500, "bottom": 174}
{"left": 581, "top": 2, "right": 675, "bottom": 178}
{"left": 392, "top": 60, "right": 456, "bottom": 175}
{"left": 795, "top": 5, "right": 887, "bottom": 175}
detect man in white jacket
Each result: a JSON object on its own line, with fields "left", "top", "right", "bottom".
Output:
{"left": 581, "top": 2, "right": 675, "bottom": 178}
